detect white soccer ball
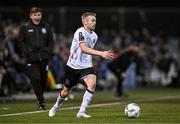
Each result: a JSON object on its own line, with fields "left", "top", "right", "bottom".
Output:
{"left": 124, "top": 103, "right": 141, "bottom": 118}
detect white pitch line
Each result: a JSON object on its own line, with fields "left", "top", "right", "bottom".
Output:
{"left": 0, "top": 102, "right": 120, "bottom": 117}
{"left": 0, "top": 95, "right": 180, "bottom": 117}
{"left": 0, "top": 110, "right": 49, "bottom": 117}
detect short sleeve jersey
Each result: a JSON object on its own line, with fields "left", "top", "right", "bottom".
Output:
{"left": 67, "top": 27, "right": 98, "bottom": 69}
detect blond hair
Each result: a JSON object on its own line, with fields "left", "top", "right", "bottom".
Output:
{"left": 81, "top": 12, "right": 96, "bottom": 21}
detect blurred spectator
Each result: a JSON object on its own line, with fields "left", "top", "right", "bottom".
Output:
{"left": 3, "top": 26, "right": 25, "bottom": 69}
{"left": 108, "top": 43, "right": 140, "bottom": 97}
{"left": 97, "top": 58, "right": 117, "bottom": 91}
{"left": 50, "top": 42, "right": 69, "bottom": 88}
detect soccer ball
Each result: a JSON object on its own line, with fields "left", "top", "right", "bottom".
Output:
{"left": 124, "top": 103, "right": 140, "bottom": 118}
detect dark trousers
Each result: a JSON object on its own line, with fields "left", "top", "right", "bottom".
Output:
{"left": 114, "top": 71, "right": 125, "bottom": 97}
{"left": 116, "top": 76, "right": 123, "bottom": 96}
{"left": 25, "top": 60, "right": 48, "bottom": 104}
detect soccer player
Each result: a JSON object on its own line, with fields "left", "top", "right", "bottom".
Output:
{"left": 48, "top": 12, "right": 114, "bottom": 118}
{"left": 18, "top": 7, "right": 54, "bottom": 110}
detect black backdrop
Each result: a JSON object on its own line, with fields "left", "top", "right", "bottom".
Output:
{"left": 1, "top": 0, "right": 180, "bottom": 7}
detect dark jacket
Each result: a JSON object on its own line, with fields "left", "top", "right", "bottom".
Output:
{"left": 18, "top": 20, "right": 54, "bottom": 63}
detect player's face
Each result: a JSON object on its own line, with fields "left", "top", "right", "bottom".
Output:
{"left": 30, "top": 12, "right": 42, "bottom": 25}
{"left": 85, "top": 15, "right": 96, "bottom": 31}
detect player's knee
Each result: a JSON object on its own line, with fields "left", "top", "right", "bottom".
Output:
{"left": 64, "top": 81, "right": 75, "bottom": 89}
{"left": 86, "top": 81, "right": 96, "bottom": 91}
{"left": 83, "top": 75, "right": 97, "bottom": 91}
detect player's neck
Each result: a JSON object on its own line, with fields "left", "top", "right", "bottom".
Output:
{"left": 83, "top": 26, "right": 93, "bottom": 34}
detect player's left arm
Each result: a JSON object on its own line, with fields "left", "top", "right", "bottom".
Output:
{"left": 79, "top": 42, "right": 114, "bottom": 60}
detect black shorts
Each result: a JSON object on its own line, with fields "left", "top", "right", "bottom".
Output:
{"left": 64, "top": 65, "right": 96, "bottom": 89}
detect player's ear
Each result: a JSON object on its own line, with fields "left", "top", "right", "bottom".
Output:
{"left": 82, "top": 18, "right": 87, "bottom": 25}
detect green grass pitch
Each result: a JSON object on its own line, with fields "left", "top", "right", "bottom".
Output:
{"left": 0, "top": 87, "right": 180, "bottom": 123}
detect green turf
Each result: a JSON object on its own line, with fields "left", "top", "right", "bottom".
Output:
{"left": 0, "top": 87, "right": 180, "bottom": 123}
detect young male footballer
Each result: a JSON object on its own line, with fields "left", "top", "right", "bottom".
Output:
{"left": 49, "top": 12, "right": 114, "bottom": 118}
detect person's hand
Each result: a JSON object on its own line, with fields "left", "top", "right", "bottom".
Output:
{"left": 101, "top": 51, "right": 114, "bottom": 61}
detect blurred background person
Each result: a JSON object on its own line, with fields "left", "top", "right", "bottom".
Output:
{"left": 108, "top": 43, "right": 140, "bottom": 98}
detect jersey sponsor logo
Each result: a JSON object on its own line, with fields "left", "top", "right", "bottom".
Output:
{"left": 41, "top": 28, "right": 47, "bottom": 34}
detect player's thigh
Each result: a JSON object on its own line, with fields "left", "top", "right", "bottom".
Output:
{"left": 80, "top": 67, "right": 96, "bottom": 90}
{"left": 83, "top": 74, "right": 96, "bottom": 90}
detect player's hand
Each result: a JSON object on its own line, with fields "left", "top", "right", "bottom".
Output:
{"left": 101, "top": 51, "right": 114, "bottom": 61}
